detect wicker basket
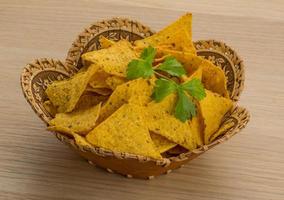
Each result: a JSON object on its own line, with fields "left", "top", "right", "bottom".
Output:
{"left": 20, "top": 17, "right": 250, "bottom": 179}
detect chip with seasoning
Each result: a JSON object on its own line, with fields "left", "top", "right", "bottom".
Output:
{"left": 199, "top": 90, "right": 233, "bottom": 144}
{"left": 98, "top": 77, "right": 155, "bottom": 122}
{"left": 45, "top": 64, "right": 99, "bottom": 113}
{"left": 150, "top": 132, "right": 176, "bottom": 153}
{"left": 48, "top": 102, "right": 101, "bottom": 136}
{"left": 82, "top": 40, "right": 138, "bottom": 77}
{"left": 86, "top": 104, "right": 162, "bottom": 159}
{"left": 135, "top": 13, "right": 196, "bottom": 54}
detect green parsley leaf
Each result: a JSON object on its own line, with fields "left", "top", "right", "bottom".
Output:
{"left": 140, "top": 46, "right": 156, "bottom": 64}
{"left": 152, "top": 78, "right": 177, "bottom": 102}
{"left": 126, "top": 46, "right": 156, "bottom": 80}
{"left": 182, "top": 78, "right": 206, "bottom": 100}
{"left": 157, "top": 56, "right": 186, "bottom": 77}
{"left": 126, "top": 59, "right": 154, "bottom": 80}
{"left": 174, "top": 87, "right": 196, "bottom": 122}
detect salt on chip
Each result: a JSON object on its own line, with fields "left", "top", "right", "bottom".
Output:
{"left": 48, "top": 103, "right": 101, "bottom": 136}
{"left": 99, "top": 35, "right": 115, "bottom": 49}
{"left": 157, "top": 48, "right": 229, "bottom": 97}
{"left": 45, "top": 64, "right": 99, "bottom": 113}
{"left": 199, "top": 90, "right": 233, "bottom": 144}
{"left": 150, "top": 132, "right": 176, "bottom": 154}
{"left": 98, "top": 77, "right": 155, "bottom": 122}
{"left": 86, "top": 104, "right": 162, "bottom": 159}
{"left": 82, "top": 40, "right": 138, "bottom": 77}
{"left": 135, "top": 13, "right": 196, "bottom": 54}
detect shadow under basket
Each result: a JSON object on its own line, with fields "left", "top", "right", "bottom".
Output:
{"left": 20, "top": 17, "right": 250, "bottom": 179}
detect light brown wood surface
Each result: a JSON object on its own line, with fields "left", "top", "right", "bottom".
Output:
{"left": 1, "top": 0, "right": 284, "bottom": 199}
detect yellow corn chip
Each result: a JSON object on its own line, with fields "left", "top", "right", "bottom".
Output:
{"left": 82, "top": 40, "right": 138, "bottom": 77}
{"left": 86, "top": 104, "right": 162, "bottom": 159}
{"left": 99, "top": 35, "right": 115, "bottom": 49}
{"left": 145, "top": 94, "right": 196, "bottom": 151}
{"left": 199, "top": 90, "right": 233, "bottom": 144}
{"left": 45, "top": 64, "right": 99, "bottom": 113}
{"left": 135, "top": 13, "right": 196, "bottom": 54}
{"left": 150, "top": 133, "right": 176, "bottom": 154}
{"left": 74, "top": 134, "right": 93, "bottom": 149}
{"left": 76, "top": 93, "right": 108, "bottom": 110}
{"left": 48, "top": 103, "right": 101, "bottom": 136}
{"left": 105, "top": 76, "right": 126, "bottom": 90}
{"left": 89, "top": 69, "right": 110, "bottom": 89}
{"left": 43, "top": 100, "right": 57, "bottom": 117}
{"left": 99, "top": 77, "right": 155, "bottom": 122}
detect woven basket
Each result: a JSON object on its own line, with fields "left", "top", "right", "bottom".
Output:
{"left": 20, "top": 17, "right": 250, "bottom": 179}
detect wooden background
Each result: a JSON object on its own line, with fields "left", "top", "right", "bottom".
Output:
{"left": 1, "top": 0, "right": 284, "bottom": 199}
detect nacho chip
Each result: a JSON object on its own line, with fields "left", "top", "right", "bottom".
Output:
{"left": 82, "top": 40, "right": 138, "bottom": 77}
{"left": 89, "top": 69, "right": 110, "bottom": 89}
{"left": 150, "top": 133, "right": 176, "bottom": 153}
{"left": 45, "top": 64, "right": 99, "bottom": 113}
{"left": 157, "top": 48, "right": 229, "bottom": 97}
{"left": 98, "top": 77, "right": 155, "bottom": 122}
{"left": 74, "top": 134, "right": 93, "bottom": 149}
{"left": 145, "top": 94, "right": 196, "bottom": 150}
{"left": 135, "top": 13, "right": 196, "bottom": 54}
{"left": 199, "top": 90, "right": 233, "bottom": 144}
{"left": 49, "top": 103, "right": 101, "bottom": 136}
{"left": 76, "top": 93, "right": 108, "bottom": 109}
{"left": 99, "top": 35, "right": 115, "bottom": 49}
{"left": 43, "top": 100, "right": 57, "bottom": 117}
{"left": 86, "top": 104, "right": 161, "bottom": 159}
{"left": 105, "top": 76, "right": 126, "bottom": 90}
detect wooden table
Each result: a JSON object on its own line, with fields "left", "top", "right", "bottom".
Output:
{"left": 1, "top": 0, "right": 284, "bottom": 199}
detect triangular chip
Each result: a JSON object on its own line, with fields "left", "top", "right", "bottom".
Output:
{"left": 135, "top": 13, "right": 196, "bottom": 54}
{"left": 88, "top": 69, "right": 110, "bottom": 89}
{"left": 98, "top": 77, "right": 155, "bottom": 122}
{"left": 99, "top": 35, "right": 115, "bottom": 49}
{"left": 105, "top": 76, "right": 126, "bottom": 90}
{"left": 145, "top": 94, "right": 196, "bottom": 150}
{"left": 86, "top": 104, "right": 161, "bottom": 159}
{"left": 150, "top": 133, "right": 176, "bottom": 154}
{"left": 48, "top": 103, "right": 101, "bottom": 136}
{"left": 199, "top": 90, "right": 233, "bottom": 144}
{"left": 82, "top": 40, "right": 138, "bottom": 77}
{"left": 45, "top": 64, "right": 99, "bottom": 113}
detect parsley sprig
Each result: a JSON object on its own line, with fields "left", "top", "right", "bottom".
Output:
{"left": 126, "top": 46, "right": 206, "bottom": 122}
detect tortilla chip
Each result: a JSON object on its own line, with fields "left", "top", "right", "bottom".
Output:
{"left": 150, "top": 133, "right": 176, "bottom": 153}
{"left": 105, "top": 76, "right": 126, "bottom": 90}
{"left": 199, "top": 90, "right": 233, "bottom": 144}
{"left": 182, "top": 67, "right": 203, "bottom": 83}
{"left": 48, "top": 103, "right": 101, "bottom": 136}
{"left": 45, "top": 64, "right": 99, "bottom": 113}
{"left": 89, "top": 69, "right": 110, "bottom": 89}
{"left": 99, "top": 35, "right": 115, "bottom": 49}
{"left": 145, "top": 94, "right": 196, "bottom": 151}
{"left": 157, "top": 48, "right": 229, "bottom": 97}
{"left": 43, "top": 100, "right": 57, "bottom": 117}
{"left": 76, "top": 93, "right": 108, "bottom": 110}
{"left": 98, "top": 77, "right": 155, "bottom": 122}
{"left": 135, "top": 13, "right": 196, "bottom": 54}
{"left": 74, "top": 134, "right": 93, "bottom": 149}
{"left": 86, "top": 104, "right": 162, "bottom": 159}
{"left": 82, "top": 40, "right": 138, "bottom": 77}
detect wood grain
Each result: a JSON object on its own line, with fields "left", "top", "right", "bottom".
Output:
{"left": 0, "top": 0, "right": 284, "bottom": 199}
